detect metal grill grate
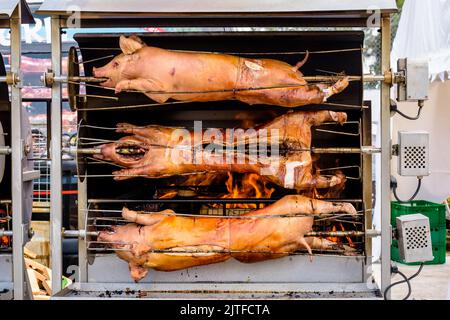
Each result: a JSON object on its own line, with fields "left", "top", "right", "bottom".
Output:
{"left": 32, "top": 130, "right": 50, "bottom": 203}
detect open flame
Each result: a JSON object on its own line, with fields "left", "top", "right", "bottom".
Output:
{"left": 221, "top": 173, "right": 275, "bottom": 209}
{"left": 325, "top": 222, "right": 355, "bottom": 248}
{"left": 1, "top": 235, "right": 9, "bottom": 247}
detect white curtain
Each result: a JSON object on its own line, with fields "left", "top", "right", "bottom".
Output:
{"left": 391, "top": 0, "right": 450, "bottom": 82}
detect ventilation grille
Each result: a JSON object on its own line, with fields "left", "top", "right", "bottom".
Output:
{"left": 397, "top": 214, "right": 434, "bottom": 263}
{"left": 403, "top": 146, "right": 426, "bottom": 170}
{"left": 398, "top": 131, "right": 429, "bottom": 177}
{"left": 405, "top": 225, "right": 429, "bottom": 250}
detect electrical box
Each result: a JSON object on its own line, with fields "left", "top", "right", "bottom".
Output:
{"left": 396, "top": 214, "right": 434, "bottom": 263}
{"left": 397, "top": 131, "right": 430, "bottom": 177}
{"left": 397, "top": 58, "right": 429, "bottom": 102}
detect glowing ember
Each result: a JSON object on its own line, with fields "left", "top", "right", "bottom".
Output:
{"left": 0, "top": 235, "right": 9, "bottom": 247}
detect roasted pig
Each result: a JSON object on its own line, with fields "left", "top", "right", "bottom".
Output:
{"left": 92, "top": 35, "right": 349, "bottom": 107}
{"left": 94, "top": 110, "right": 347, "bottom": 190}
{"left": 98, "top": 195, "right": 357, "bottom": 281}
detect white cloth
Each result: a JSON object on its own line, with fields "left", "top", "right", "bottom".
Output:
{"left": 391, "top": 0, "right": 450, "bottom": 82}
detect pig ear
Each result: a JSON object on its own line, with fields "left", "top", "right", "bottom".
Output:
{"left": 119, "top": 35, "right": 146, "bottom": 55}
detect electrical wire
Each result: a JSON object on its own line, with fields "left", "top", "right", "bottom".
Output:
{"left": 394, "top": 105, "right": 423, "bottom": 120}
{"left": 392, "top": 177, "right": 422, "bottom": 203}
{"left": 384, "top": 263, "right": 424, "bottom": 300}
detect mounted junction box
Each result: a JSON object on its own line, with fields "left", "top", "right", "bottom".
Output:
{"left": 397, "top": 58, "right": 429, "bottom": 102}
{"left": 397, "top": 214, "right": 433, "bottom": 263}
{"left": 397, "top": 131, "right": 429, "bottom": 177}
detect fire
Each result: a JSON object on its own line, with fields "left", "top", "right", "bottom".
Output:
{"left": 325, "top": 222, "right": 355, "bottom": 248}
{"left": 1, "top": 235, "right": 9, "bottom": 247}
{"left": 221, "top": 173, "right": 275, "bottom": 209}
{"left": 326, "top": 225, "right": 338, "bottom": 243}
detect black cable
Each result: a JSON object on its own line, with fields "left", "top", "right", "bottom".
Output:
{"left": 394, "top": 105, "right": 423, "bottom": 120}
{"left": 384, "top": 263, "right": 424, "bottom": 300}
{"left": 392, "top": 177, "right": 422, "bottom": 203}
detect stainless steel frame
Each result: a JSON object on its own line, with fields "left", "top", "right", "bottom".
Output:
{"left": 49, "top": 15, "right": 63, "bottom": 295}
{"left": 0, "top": 0, "right": 35, "bottom": 300}
{"left": 38, "top": 0, "right": 396, "bottom": 299}
{"left": 380, "top": 15, "right": 392, "bottom": 299}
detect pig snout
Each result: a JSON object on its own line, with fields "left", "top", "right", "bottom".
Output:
{"left": 92, "top": 67, "right": 103, "bottom": 77}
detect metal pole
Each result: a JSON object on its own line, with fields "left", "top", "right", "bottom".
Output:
{"left": 10, "top": 2, "right": 25, "bottom": 300}
{"left": 380, "top": 15, "right": 392, "bottom": 298}
{"left": 362, "top": 98, "right": 373, "bottom": 284}
{"left": 50, "top": 16, "right": 63, "bottom": 295}
{"left": 78, "top": 172, "right": 88, "bottom": 282}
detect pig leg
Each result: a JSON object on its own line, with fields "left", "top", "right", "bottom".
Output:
{"left": 316, "top": 77, "right": 350, "bottom": 102}
{"left": 112, "top": 166, "right": 156, "bottom": 181}
{"left": 295, "top": 172, "right": 346, "bottom": 190}
{"left": 115, "top": 78, "right": 171, "bottom": 103}
{"left": 122, "top": 207, "right": 174, "bottom": 226}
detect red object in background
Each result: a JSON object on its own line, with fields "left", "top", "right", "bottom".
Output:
{"left": 33, "top": 190, "right": 78, "bottom": 196}
{"left": 143, "top": 27, "right": 165, "bottom": 32}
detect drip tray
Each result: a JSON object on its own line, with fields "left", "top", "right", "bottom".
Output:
{"left": 53, "top": 282, "right": 381, "bottom": 299}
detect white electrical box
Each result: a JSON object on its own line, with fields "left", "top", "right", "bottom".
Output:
{"left": 397, "top": 214, "right": 434, "bottom": 263}
{"left": 398, "top": 131, "right": 430, "bottom": 177}
{"left": 397, "top": 58, "right": 429, "bottom": 102}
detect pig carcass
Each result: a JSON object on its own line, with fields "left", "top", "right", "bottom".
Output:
{"left": 94, "top": 110, "right": 347, "bottom": 190}
{"left": 92, "top": 35, "right": 349, "bottom": 107}
{"left": 98, "top": 195, "right": 357, "bottom": 282}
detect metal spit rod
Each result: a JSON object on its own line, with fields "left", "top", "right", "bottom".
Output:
{"left": 64, "top": 229, "right": 365, "bottom": 239}
{"left": 0, "top": 146, "right": 11, "bottom": 155}
{"left": 45, "top": 73, "right": 388, "bottom": 86}
{"left": 0, "top": 230, "right": 13, "bottom": 237}
{"left": 64, "top": 146, "right": 380, "bottom": 156}
{"left": 87, "top": 198, "right": 364, "bottom": 204}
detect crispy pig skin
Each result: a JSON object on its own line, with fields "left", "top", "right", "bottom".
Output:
{"left": 92, "top": 35, "right": 349, "bottom": 107}
{"left": 98, "top": 195, "right": 357, "bottom": 282}
{"left": 94, "top": 110, "right": 347, "bottom": 190}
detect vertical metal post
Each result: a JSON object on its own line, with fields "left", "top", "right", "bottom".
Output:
{"left": 362, "top": 103, "right": 373, "bottom": 281}
{"left": 380, "top": 15, "right": 392, "bottom": 298}
{"left": 78, "top": 179, "right": 88, "bottom": 282}
{"left": 50, "top": 16, "right": 63, "bottom": 294}
{"left": 10, "top": 2, "right": 25, "bottom": 300}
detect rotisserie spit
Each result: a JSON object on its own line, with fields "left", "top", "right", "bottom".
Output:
{"left": 94, "top": 110, "right": 348, "bottom": 190}
{"left": 92, "top": 35, "right": 350, "bottom": 107}
{"left": 98, "top": 195, "right": 357, "bottom": 281}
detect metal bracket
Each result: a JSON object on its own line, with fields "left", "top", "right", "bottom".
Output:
{"left": 22, "top": 170, "right": 40, "bottom": 182}
{"left": 391, "top": 144, "right": 399, "bottom": 156}
{"left": 21, "top": 223, "right": 32, "bottom": 244}
{"left": 0, "top": 146, "right": 11, "bottom": 155}
{"left": 42, "top": 70, "right": 55, "bottom": 88}
{"left": 0, "top": 72, "right": 21, "bottom": 86}
{"left": 366, "top": 229, "right": 382, "bottom": 237}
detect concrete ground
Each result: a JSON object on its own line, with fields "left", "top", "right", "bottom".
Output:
{"left": 373, "top": 255, "right": 450, "bottom": 300}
